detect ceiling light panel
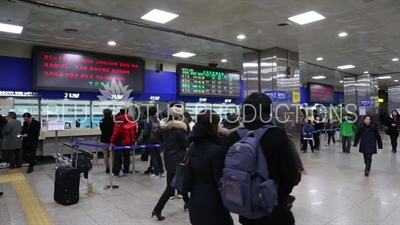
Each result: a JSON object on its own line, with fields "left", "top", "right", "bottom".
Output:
{"left": 317, "top": 57, "right": 323, "bottom": 61}
{"left": 337, "top": 65, "right": 355, "bottom": 69}
{"left": 172, "top": 52, "right": 196, "bottom": 58}
{"left": 312, "top": 76, "right": 326, "bottom": 79}
{"left": 393, "top": 58, "right": 399, "bottom": 61}
{"left": 288, "top": 11, "right": 325, "bottom": 25}
{"left": 338, "top": 32, "right": 348, "bottom": 37}
{"left": 237, "top": 34, "right": 246, "bottom": 39}
{"left": 141, "top": 9, "right": 179, "bottom": 24}
{"left": 0, "top": 23, "right": 23, "bottom": 34}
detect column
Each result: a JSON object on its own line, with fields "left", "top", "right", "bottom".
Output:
{"left": 388, "top": 85, "right": 400, "bottom": 111}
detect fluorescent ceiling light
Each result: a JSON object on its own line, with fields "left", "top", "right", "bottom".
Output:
{"left": 221, "top": 59, "right": 227, "bottom": 63}
{"left": 364, "top": 71, "right": 369, "bottom": 74}
{"left": 237, "top": 34, "right": 246, "bottom": 39}
{"left": 338, "top": 32, "right": 348, "bottom": 37}
{"left": 339, "top": 80, "right": 344, "bottom": 83}
{"left": 172, "top": 52, "right": 195, "bottom": 58}
{"left": 393, "top": 58, "right": 399, "bottom": 61}
{"left": 316, "top": 57, "right": 323, "bottom": 61}
{"left": 312, "top": 76, "right": 326, "bottom": 79}
{"left": 376, "top": 76, "right": 391, "bottom": 79}
{"left": 288, "top": 11, "right": 325, "bottom": 25}
{"left": 140, "top": 9, "right": 179, "bottom": 24}
{"left": 394, "top": 80, "right": 398, "bottom": 82}
{"left": 337, "top": 65, "right": 355, "bottom": 69}
{"left": 243, "top": 62, "right": 277, "bottom": 67}
{"left": 108, "top": 41, "right": 116, "bottom": 46}
{"left": 0, "top": 23, "right": 23, "bottom": 34}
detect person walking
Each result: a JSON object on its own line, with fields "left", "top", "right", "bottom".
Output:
{"left": 385, "top": 110, "right": 399, "bottom": 153}
{"left": 353, "top": 115, "right": 383, "bottom": 177}
{"left": 20, "top": 113, "right": 40, "bottom": 174}
{"left": 188, "top": 109, "right": 233, "bottom": 225}
{"left": 339, "top": 113, "right": 356, "bottom": 153}
{"left": 1, "top": 112, "right": 22, "bottom": 169}
{"left": 312, "top": 110, "right": 323, "bottom": 150}
{"left": 152, "top": 106, "right": 190, "bottom": 221}
{"left": 99, "top": 109, "right": 115, "bottom": 174}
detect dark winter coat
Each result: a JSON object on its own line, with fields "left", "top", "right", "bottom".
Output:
{"left": 188, "top": 124, "right": 233, "bottom": 225}
{"left": 385, "top": 116, "right": 399, "bottom": 136}
{"left": 354, "top": 123, "right": 383, "bottom": 155}
{"left": 221, "top": 113, "right": 298, "bottom": 225}
{"left": 160, "top": 120, "right": 190, "bottom": 172}
{"left": 99, "top": 116, "right": 115, "bottom": 143}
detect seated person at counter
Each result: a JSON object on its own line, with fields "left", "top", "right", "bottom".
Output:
{"left": 20, "top": 113, "right": 41, "bottom": 174}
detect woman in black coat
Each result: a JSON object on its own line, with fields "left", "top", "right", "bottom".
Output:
{"left": 354, "top": 115, "right": 383, "bottom": 177}
{"left": 385, "top": 109, "right": 399, "bottom": 153}
{"left": 188, "top": 109, "right": 233, "bottom": 225}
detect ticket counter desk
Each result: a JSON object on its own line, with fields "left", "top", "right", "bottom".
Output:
{"left": 38, "top": 128, "right": 101, "bottom": 157}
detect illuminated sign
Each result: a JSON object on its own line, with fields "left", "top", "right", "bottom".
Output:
{"left": 64, "top": 93, "right": 80, "bottom": 99}
{"left": 33, "top": 47, "right": 144, "bottom": 93}
{"left": 150, "top": 96, "right": 160, "bottom": 100}
{"left": 0, "top": 91, "right": 38, "bottom": 97}
{"left": 177, "top": 65, "right": 241, "bottom": 98}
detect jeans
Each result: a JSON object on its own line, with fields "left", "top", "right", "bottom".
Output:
{"left": 327, "top": 133, "right": 336, "bottom": 144}
{"left": 148, "top": 147, "right": 164, "bottom": 175}
{"left": 342, "top": 136, "right": 352, "bottom": 153}
{"left": 389, "top": 133, "right": 399, "bottom": 150}
{"left": 154, "top": 171, "right": 189, "bottom": 213}
{"left": 114, "top": 149, "right": 130, "bottom": 175}
{"left": 363, "top": 154, "right": 372, "bottom": 170}
{"left": 7, "top": 149, "right": 21, "bottom": 168}
{"left": 313, "top": 132, "right": 320, "bottom": 149}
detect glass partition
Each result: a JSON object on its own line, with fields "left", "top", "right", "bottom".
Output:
{"left": 41, "top": 99, "right": 90, "bottom": 130}
{"left": 0, "top": 98, "right": 39, "bottom": 124}
{"left": 185, "top": 102, "right": 212, "bottom": 122}
{"left": 212, "top": 103, "right": 240, "bottom": 119}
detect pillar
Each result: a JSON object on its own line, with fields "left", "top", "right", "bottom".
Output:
{"left": 388, "top": 85, "right": 400, "bottom": 112}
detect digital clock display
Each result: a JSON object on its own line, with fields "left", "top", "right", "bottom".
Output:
{"left": 32, "top": 47, "right": 145, "bottom": 93}
{"left": 177, "top": 65, "right": 241, "bottom": 98}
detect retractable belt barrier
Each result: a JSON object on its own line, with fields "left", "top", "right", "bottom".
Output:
{"left": 62, "top": 142, "right": 95, "bottom": 196}
{"left": 70, "top": 136, "right": 102, "bottom": 168}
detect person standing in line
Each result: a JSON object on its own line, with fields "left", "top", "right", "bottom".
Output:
{"left": 302, "top": 120, "right": 315, "bottom": 153}
{"left": 187, "top": 109, "right": 233, "bottom": 225}
{"left": 20, "top": 113, "right": 40, "bottom": 174}
{"left": 385, "top": 110, "right": 399, "bottom": 153}
{"left": 353, "top": 115, "right": 383, "bottom": 177}
{"left": 299, "top": 109, "right": 308, "bottom": 149}
{"left": 143, "top": 107, "right": 164, "bottom": 179}
{"left": 312, "top": 109, "right": 323, "bottom": 150}
{"left": 1, "top": 112, "right": 22, "bottom": 169}
{"left": 326, "top": 119, "right": 338, "bottom": 146}
{"left": 152, "top": 106, "right": 190, "bottom": 221}
{"left": 183, "top": 112, "right": 195, "bottom": 131}
{"left": 339, "top": 113, "right": 356, "bottom": 153}
{"left": 0, "top": 114, "right": 8, "bottom": 166}
{"left": 99, "top": 109, "right": 115, "bottom": 174}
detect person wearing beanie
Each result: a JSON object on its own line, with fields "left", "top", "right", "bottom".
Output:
{"left": 152, "top": 106, "right": 190, "bottom": 221}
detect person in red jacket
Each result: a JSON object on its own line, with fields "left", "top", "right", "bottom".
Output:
{"left": 110, "top": 106, "right": 137, "bottom": 178}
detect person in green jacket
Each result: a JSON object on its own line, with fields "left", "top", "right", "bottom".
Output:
{"left": 340, "top": 113, "right": 356, "bottom": 153}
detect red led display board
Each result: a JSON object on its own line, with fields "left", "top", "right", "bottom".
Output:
{"left": 32, "top": 47, "right": 144, "bottom": 93}
{"left": 307, "top": 82, "right": 334, "bottom": 103}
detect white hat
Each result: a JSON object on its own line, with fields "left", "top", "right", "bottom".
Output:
{"left": 169, "top": 106, "right": 184, "bottom": 118}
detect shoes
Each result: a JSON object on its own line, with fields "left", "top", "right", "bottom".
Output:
{"left": 144, "top": 168, "right": 153, "bottom": 174}
{"left": 184, "top": 202, "right": 189, "bottom": 212}
{"left": 151, "top": 211, "right": 165, "bottom": 221}
{"left": 392, "top": 149, "right": 397, "bottom": 153}
{"left": 177, "top": 194, "right": 183, "bottom": 199}
{"left": 115, "top": 173, "right": 128, "bottom": 178}
{"left": 311, "top": 150, "right": 315, "bottom": 153}
{"left": 105, "top": 167, "right": 110, "bottom": 174}
{"left": 26, "top": 168, "right": 33, "bottom": 174}
{"left": 150, "top": 174, "right": 160, "bottom": 179}
{"left": 364, "top": 169, "right": 369, "bottom": 177}
{"left": 169, "top": 196, "right": 176, "bottom": 200}
{"left": 0, "top": 192, "right": 3, "bottom": 197}
{"left": 160, "top": 173, "right": 165, "bottom": 178}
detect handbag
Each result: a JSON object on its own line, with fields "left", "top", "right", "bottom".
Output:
{"left": 170, "top": 144, "right": 193, "bottom": 193}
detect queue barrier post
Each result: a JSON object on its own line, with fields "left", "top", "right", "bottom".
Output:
{"left": 104, "top": 145, "right": 119, "bottom": 191}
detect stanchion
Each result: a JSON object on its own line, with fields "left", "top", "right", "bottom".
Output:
{"left": 104, "top": 145, "right": 119, "bottom": 191}
{"left": 129, "top": 145, "right": 140, "bottom": 174}
{"left": 50, "top": 130, "right": 60, "bottom": 171}
{"left": 93, "top": 137, "right": 102, "bottom": 167}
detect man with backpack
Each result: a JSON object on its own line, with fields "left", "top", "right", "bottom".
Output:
{"left": 110, "top": 106, "right": 137, "bottom": 178}
{"left": 220, "top": 92, "right": 298, "bottom": 225}
{"left": 143, "top": 106, "right": 164, "bottom": 178}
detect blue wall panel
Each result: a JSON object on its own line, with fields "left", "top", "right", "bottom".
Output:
{"left": 0, "top": 56, "right": 32, "bottom": 90}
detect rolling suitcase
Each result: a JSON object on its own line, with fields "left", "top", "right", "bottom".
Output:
{"left": 54, "top": 166, "right": 80, "bottom": 205}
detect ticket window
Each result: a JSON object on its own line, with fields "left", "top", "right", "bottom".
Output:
{"left": 212, "top": 103, "right": 240, "bottom": 119}
{"left": 0, "top": 98, "right": 39, "bottom": 125}
{"left": 41, "top": 99, "right": 90, "bottom": 130}
{"left": 185, "top": 102, "right": 212, "bottom": 122}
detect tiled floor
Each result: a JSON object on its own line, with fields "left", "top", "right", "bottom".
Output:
{"left": 0, "top": 137, "right": 399, "bottom": 225}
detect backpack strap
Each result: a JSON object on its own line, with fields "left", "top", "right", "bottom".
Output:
{"left": 252, "top": 124, "right": 277, "bottom": 181}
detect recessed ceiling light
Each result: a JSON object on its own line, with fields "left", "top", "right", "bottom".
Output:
{"left": 237, "top": 34, "right": 246, "bottom": 39}
{"left": 312, "top": 76, "right": 326, "bottom": 79}
{"left": 338, "top": 32, "right": 348, "bottom": 37}
{"left": 317, "top": 57, "right": 323, "bottom": 61}
{"left": 108, "top": 41, "right": 116, "bottom": 46}
{"left": 376, "top": 76, "right": 391, "bottom": 79}
{"left": 393, "top": 58, "right": 399, "bottom": 61}
{"left": 394, "top": 80, "right": 399, "bottom": 82}
{"left": 141, "top": 9, "right": 179, "bottom": 24}
{"left": 0, "top": 22, "right": 23, "bottom": 34}
{"left": 339, "top": 80, "right": 344, "bottom": 83}
{"left": 364, "top": 71, "right": 369, "bottom": 74}
{"left": 221, "top": 59, "right": 227, "bottom": 63}
{"left": 288, "top": 11, "right": 325, "bottom": 25}
{"left": 172, "top": 52, "right": 196, "bottom": 58}
{"left": 337, "top": 65, "right": 355, "bottom": 69}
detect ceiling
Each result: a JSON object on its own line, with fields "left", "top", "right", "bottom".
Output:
{"left": 0, "top": 0, "right": 399, "bottom": 88}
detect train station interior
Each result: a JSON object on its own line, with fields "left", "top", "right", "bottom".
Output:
{"left": 0, "top": 0, "right": 399, "bottom": 225}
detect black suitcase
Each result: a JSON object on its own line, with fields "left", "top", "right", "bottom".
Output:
{"left": 54, "top": 166, "right": 80, "bottom": 205}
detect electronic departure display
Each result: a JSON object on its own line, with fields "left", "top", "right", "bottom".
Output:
{"left": 177, "top": 64, "right": 241, "bottom": 98}
{"left": 32, "top": 47, "right": 144, "bottom": 93}
{"left": 308, "top": 82, "right": 334, "bottom": 103}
